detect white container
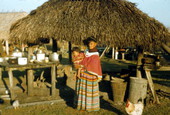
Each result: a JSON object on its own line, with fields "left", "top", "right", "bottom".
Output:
{"left": 36, "top": 53, "right": 45, "bottom": 62}
{"left": 12, "top": 49, "right": 22, "bottom": 57}
{"left": 4, "top": 57, "right": 9, "bottom": 60}
{"left": 49, "top": 52, "right": 59, "bottom": 62}
{"left": 0, "top": 57, "right": 4, "bottom": 62}
{"left": 18, "top": 57, "right": 27, "bottom": 65}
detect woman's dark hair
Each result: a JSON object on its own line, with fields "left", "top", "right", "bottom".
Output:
{"left": 72, "top": 47, "right": 81, "bottom": 52}
{"left": 83, "top": 36, "right": 97, "bottom": 46}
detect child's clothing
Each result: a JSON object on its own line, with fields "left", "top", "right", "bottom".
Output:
{"left": 72, "top": 52, "right": 85, "bottom": 79}
{"left": 72, "top": 52, "right": 85, "bottom": 66}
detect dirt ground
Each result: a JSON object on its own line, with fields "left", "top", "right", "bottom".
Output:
{"left": 0, "top": 57, "right": 170, "bottom": 115}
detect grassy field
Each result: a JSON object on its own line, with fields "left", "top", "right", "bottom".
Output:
{"left": 0, "top": 56, "right": 170, "bottom": 115}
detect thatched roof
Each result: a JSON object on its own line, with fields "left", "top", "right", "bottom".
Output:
{"left": 10, "top": 0, "right": 170, "bottom": 51}
{"left": 0, "top": 12, "right": 28, "bottom": 41}
{"left": 168, "top": 27, "right": 170, "bottom": 32}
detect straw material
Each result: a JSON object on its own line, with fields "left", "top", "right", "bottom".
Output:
{"left": 10, "top": 0, "right": 170, "bottom": 51}
{"left": 0, "top": 12, "right": 28, "bottom": 41}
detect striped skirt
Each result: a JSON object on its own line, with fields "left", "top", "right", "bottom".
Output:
{"left": 75, "top": 71, "right": 100, "bottom": 112}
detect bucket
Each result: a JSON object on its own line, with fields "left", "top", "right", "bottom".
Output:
{"left": 110, "top": 78, "right": 127, "bottom": 103}
{"left": 128, "top": 77, "right": 147, "bottom": 103}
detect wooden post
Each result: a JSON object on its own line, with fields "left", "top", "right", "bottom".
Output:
{"left": 136, "top": 47, "right": 144, "bottom": 78}
{"left": 0, "top": 68, "right": 2, "bottom": 80}
{"left": 52, "top": 39, "right": 57, "bottom": 52}
{"left": 162, "top": 43, "right": 170, "bottom": 54}
{"left": 5, "top": 40, "right": 9, "bottom": 55}
{"left": 28, "top": 47, "right": 33, "bottom": 62}
{"left": 112, "top": 47, "right": 115, "bottom": 59}
{"left": 22, "top": 43, "right": 25, "bottom": 52}
{"left": 8, "top": 69, "right": 15, "bottom": 100}
{"left": 100, "top": 46, "right": 109, "bottom": 59}
{"left": 51, "top": 65, "right": 56, "bottom": 96}
{"left": 68, "top": 41, "right": 72, "bottom": 64}
{"left": 115, "top": 47, "right": 118, "bottom": 60}
{"left": 27, "top": 69, "right": 34, "bottom": 96}
{"left": 145, "top": 70, "right": 160, "bottom": 104}
{"left": 122, "top": 53, "right": 125, "bottom": 60}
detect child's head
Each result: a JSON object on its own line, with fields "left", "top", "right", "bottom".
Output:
{"left": 72, "top": 47, "right": 81, "bottom": 56}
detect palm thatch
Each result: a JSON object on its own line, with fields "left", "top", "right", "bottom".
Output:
{"left": 168, "top": 27, "right": 170, "bottom": 33}
{"left": 10, "top": 0, "right": 170, "bottom": 51}
{"left": 0, "top": 12, "right": 28, "bottom": 41}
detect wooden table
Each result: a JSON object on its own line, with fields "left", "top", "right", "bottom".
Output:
{"left": 0, "top": 62, "right": 59, "bottom": 100}
{"left": 143, "top": 65, "right": 170, "bottom": 104}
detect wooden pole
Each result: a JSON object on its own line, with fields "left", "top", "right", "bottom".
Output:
{"left": 122, "top": 53, "right": 125, "bottom": 60}
{"left": 115, "top": 47, "right": 118, "bottom": 60}
{"left": 52, "top": 39, "right": 57, "bottom": 52}
{"left": 5, "top": 40, "right": 9, "bottom": 55}
{"left": 162, "top": 43, "right": 170, "bottom": 54}
{"left": 0, "top": 68, "right": 2, "bottom": 80}
{"left": 27, "top": 69, "right": 34, "bottom": 96}
{"left": 22, "top": 43, "right": 25, "bottom": 52}
{"left": 8, "top": 69, "right": 15, "bottom": 100}
{"left": 136, "top": 47, "right": 144, "bottom": 78}
{"left": 51, "top": 64, "right": 56, "bottom": 96}
{"left": 112, "top": 47, "right": 115, "bottom": 59}
{"left": 68, "top": 41, "right": 72, "bottom": 64}
{"left": 145, "top": 70, "right": 160, "bottom": 104}
{"left": 100, "top": 46, "right": 109, "bottom": 59}
{"left": 28, "top": 47, "right": 33, "bottom": 63}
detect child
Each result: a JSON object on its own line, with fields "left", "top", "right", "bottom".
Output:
{"left": 72, "top": 47, "right": 85, "bottom": 80}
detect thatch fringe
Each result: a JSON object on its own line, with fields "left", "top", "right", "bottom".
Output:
{"left": 0, "top": 12, "right": 27, "bottom": 41}
{"left": 10, "top": 0, "right": 170, "bottom": 51}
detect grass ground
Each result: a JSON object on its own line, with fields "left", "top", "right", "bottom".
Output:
{"left": 0, "top": 56, "right": 170, "bottom": 115}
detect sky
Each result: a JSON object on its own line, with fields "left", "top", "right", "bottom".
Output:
{"left": 0, "top": 0, "right": 169, "bottom": 27}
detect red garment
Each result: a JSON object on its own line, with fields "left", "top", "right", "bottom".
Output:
{"left": 80, "top": 52, "right": 102, "bottom": 77}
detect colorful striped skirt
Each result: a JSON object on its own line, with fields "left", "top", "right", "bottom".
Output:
{"left": 75, "top": 71, "right": 100, "bottom": 112}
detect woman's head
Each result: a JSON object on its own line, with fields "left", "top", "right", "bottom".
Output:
{"left": 83, "top": 36, "right": 97, "bottom": 49}
{"left": 88, "top": 40, "right": 97, "bottom": 49}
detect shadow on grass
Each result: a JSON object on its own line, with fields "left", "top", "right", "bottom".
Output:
{"left": 151, "top": 71, "right": 170, "bottom": 87}
{"left": 101, "top": 58, "right": 136, "bottom": 73}
{"left": 100, "top": 98, "right": 125, "bottom": 115}
{"left": 99, "top": 81, "right": 126, "bottom": 114}
{"left": 56, "top": 74, "right": 75, "bottom": 108}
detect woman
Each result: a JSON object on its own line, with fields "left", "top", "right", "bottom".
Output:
{"left": 75, "top": 36, "right": 102, "bottom": 112}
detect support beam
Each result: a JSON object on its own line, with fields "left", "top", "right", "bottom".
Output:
{"left": 112, "top": 47, "right": 115, "bottom": 59}
{"left": 5, "top": 40, "right": 9, "bottom": 55}
{"left": 122, "top": 53, "right": 125, "bottom": 60}
{"left": 162, "top": 43, "right": 170, "bottom": 54}
{"left": 136, "top": 47, "right": 144, "bottom": 78}
{"left": 52, "top": 39, "right": 57, "bottom": 52}
{"left": 51, "top": 65, "right": 56, "bottom": 96}
{"left": 145, "top": 70, "right": 160, "bottom": 104}
{"left": 28, "top": 47, "right": 33, "bottom": 62}
{"left": 115, "top": 47, "right": 118, "bottom": 60}
{"left": 100, "top": 46, "right": 109, "bottom": 59}
{"left": 27, "top": 69, "right": 34, "bottom": 96}
{"left": 8, "top": 69, "right": 15, "bottom": 100}
{"left": 68, "top": 41, "right": 72, "bottom": 64}
{"left": 0, "top": 67, "right": 2, "bottom": 80}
